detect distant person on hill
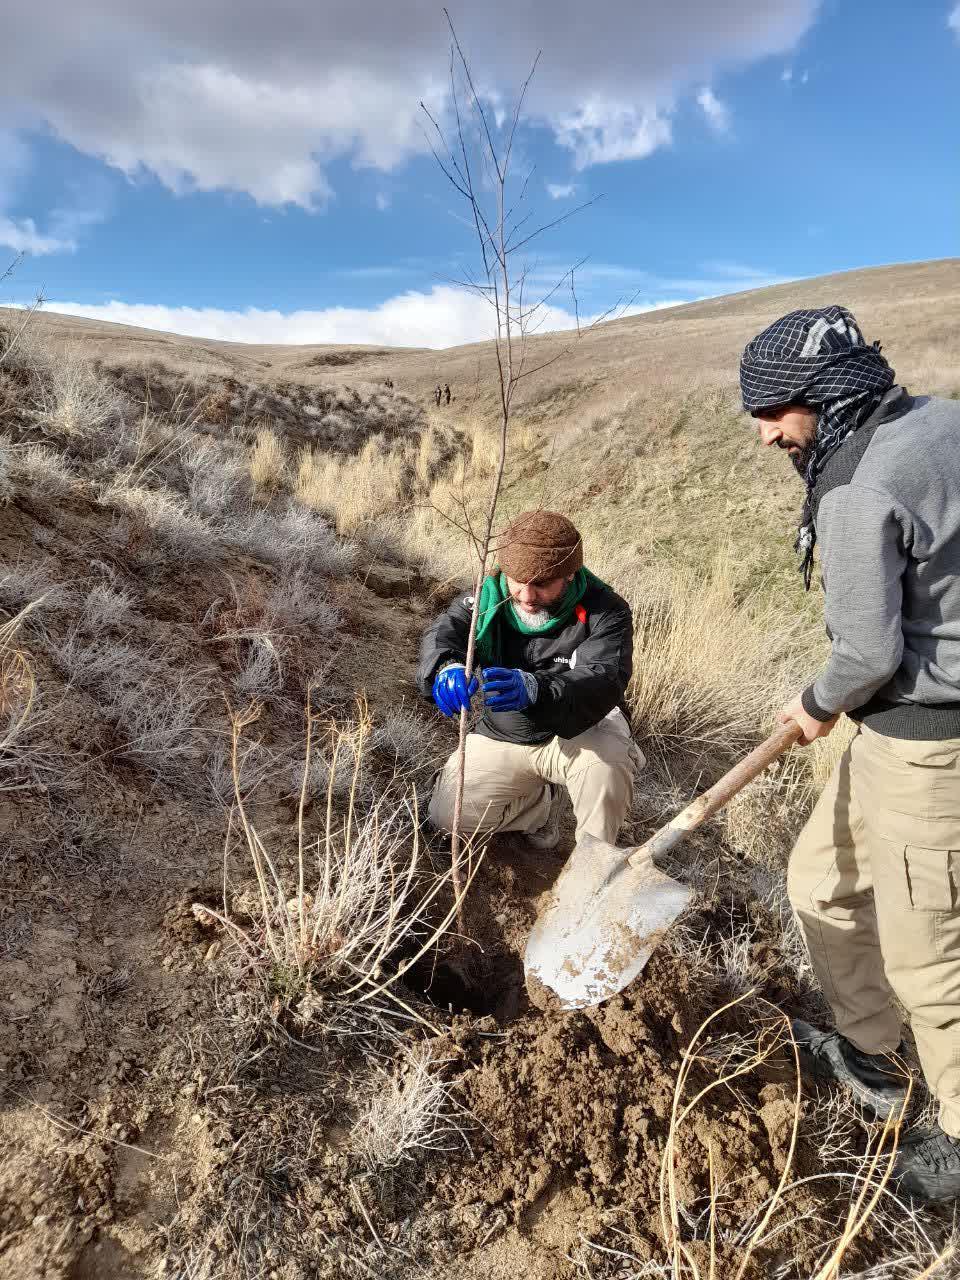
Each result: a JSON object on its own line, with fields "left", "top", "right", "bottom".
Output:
{"left": 741, "top": 305, "right": 960, "bottom": 1203}
{"left": 434, "top": 384, "right": 442, "bottom": 406}
{"left": 418, "top": 510, "right": 644, "bottom": 851}
{"left": 444, "top": 383, "right": 451, "bottom": 405}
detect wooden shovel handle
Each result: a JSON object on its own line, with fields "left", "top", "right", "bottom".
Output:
{"left": 627, "top": 721, "right": 804, "bottom": 868}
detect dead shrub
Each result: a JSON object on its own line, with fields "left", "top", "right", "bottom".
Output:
{"left": 0, "top": 602, "right": 40, "bottom": 793}
{"left": 183, "top": 439, "right": 251, "bottom": 518}
{"left": 38, "top": 349, "right": 126, "bottom": 439}
{"left": 0, "top": 438, "right": 78, "bottom": 500}
{"left": 100, "top": 480, "right": 220, "bottom": 563}
{"left": 105, "top": 675, "right": 209, "bottom": 784}
{"left": 195, "top": 704, "right": 478, "bottom": 1039}
{"left": 350, "top": 1048, "right": 469, "bottom": 1171}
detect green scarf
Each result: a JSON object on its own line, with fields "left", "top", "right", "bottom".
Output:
{"left": 473, "top": 567, "right": 607, "bottom": 666}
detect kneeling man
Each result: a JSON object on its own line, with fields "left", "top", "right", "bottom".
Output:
{"left": 418, "top": 510, "right": 644, "bottom": 850}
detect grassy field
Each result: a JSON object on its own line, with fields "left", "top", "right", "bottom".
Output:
{"left": 1, "top": 262, "right": 959, "bottom": 1278}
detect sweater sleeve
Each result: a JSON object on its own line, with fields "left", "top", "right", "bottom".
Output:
{"left": 528, "top": 601, "right": 633, "bottom": 738}
{"left": 801, "top": 485, "right": 907, "bottom": 719}
{"left": 416, "top": 593, "right": 473, "bottom": 699}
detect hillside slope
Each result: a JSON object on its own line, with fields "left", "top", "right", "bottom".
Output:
{"left": 4, "top": 257, "right": 958, "bottom": 405}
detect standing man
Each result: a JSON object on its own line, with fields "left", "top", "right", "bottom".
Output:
{"left": 444, "top": 383, "right": 451, "bottom": 406}
{"left": 434, "top": 384, "right": 442, "bottom": 407}
{"left": 741, "top": 305, "right": 960, "bottom": 1202}
{"left": 418, "top": 509, "right": 644, "bottom": 850}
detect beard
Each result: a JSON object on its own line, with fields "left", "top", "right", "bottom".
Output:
{"left": 790, "top": 443, "right": 814, "bottom": 478}
{"left": 513, "top": 602, "right": 553, "bottom": 627}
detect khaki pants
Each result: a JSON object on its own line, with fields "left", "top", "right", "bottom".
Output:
{"left": 428, "top": 709, "right": 645, "bottom": 844}
{"left": 789, "top": 724, "right": 960, "bottom": 1135}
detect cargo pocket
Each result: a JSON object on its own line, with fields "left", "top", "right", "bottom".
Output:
{"left": 903, "top": 845, "right": 956, "bottom": 911}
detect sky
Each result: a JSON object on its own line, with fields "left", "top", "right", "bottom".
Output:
{"left": 0, "top": 0, "right": 958, "bottom": 349}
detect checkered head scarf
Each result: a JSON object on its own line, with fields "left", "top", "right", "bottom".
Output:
{"left": 740, "top": 306, "right": 895, "bottom": 587}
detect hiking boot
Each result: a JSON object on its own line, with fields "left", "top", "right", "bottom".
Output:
{"left": 525, "top": 785, "right": 562, "bottom": 851}
{"left": 895, "top": 1125, "right": 960, "bottom": 1202}
{"left": 791, "top": 1017, "right": 909, "bottom": 1119}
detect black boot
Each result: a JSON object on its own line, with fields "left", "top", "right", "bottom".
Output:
{"left": 895, "top": 1125, "right": 960, "bottom": 1202}
{"left": 791, "top": 1018, "right": 909, "bottom": 1119}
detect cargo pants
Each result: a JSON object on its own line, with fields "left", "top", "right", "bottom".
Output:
{"left": 789, "top": 724, "right": 960, "bottom": 1135}
{"left": 428, "top": 708, "right": 645, "bottom": 844}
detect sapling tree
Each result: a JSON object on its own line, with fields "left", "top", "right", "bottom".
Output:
{"left": 422, "top": 13, "right": 634, "bottom": 925}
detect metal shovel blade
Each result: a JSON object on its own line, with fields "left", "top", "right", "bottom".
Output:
{"left": 524, "top": 833, "right": 693, "bottom": 1009}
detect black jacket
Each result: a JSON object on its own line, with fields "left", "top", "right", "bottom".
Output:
{"left": 417, "top": 580, "right": 634, "bottom": 744}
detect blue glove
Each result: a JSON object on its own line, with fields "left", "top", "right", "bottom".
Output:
{"left": 432, "top": 664, "right": 479, "bottom": 717}
{"left": 481, "top": 667, "right": 537, "bottom": 712}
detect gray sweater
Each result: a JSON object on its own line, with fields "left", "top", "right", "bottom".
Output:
{"left": 801, "top": 389, "right": 960, "bottom": 740}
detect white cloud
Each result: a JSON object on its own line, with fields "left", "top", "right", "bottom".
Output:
{"left": 696, "top": 87, "right": 731, "bottom": 133}
{"left": 1, "top": 1, "right": 821, "bottom": 205}
{"left": 554, "top": 102, "right": 673, "bottom": 168}
{"left": 0, "top": 215, "right": 76, "bottom": 256}
{"left": 375, "top": 192, "right": 391, "bottom": 212}
{"left": 950, "top": 4, "right": 960, "bottom": 35}
{"left": 781, "top": 66, "right": 793, "bottom": 82}
{"left": 38, "top": 285, "right": 690, "bottom": 349}
{"left": 546, "top": 182, "right": 576, "bottom": 200}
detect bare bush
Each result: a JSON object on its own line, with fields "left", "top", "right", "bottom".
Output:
{"left": 226, "top": 503, "right": 358, "bottom": 576}
{"left": 0, "top": 602, "right": 40, "bottom": 793}
{"left": 0, "top": 563, "right": 76, "bottom": 616}
{"left": 195, "top": 705, "right": 477, "bottom": 1039}
{"left": 49, "top": 629, "right": 149, "bottom": 693}
{"left": 350, "top": 1049, "right": 469, "bottom": 1171}
{"left": 182, "top": 440, "right": 252, "bottom": 519}
{"left": 232, "top": 634, "right": 285, "bottom": 705}
{"left": 372, "top": 709, "right": 440, "bottom": 771}
{"left": 206, "top": 736, "right": 273, "bottom": 807}
{"left": 81, "top": 582, "right": 135, "bottom": 633}
{"left": 37, "top": 349, "right": 126, "bottom": 439}
{"left": 0, "top": 438, "right": 78, "bottom": 500}
{"left": 265, "top": 567, "right": 335, "bottom": 631}
{"left": 105, "top": 675, "right": 209, "bottom": 784}
{"left": 100, "top": 480, "right": 219, "bottom": 563}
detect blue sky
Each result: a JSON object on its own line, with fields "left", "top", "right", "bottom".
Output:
{"left": 1, "top": 0, "right": 957, "bottom": 348}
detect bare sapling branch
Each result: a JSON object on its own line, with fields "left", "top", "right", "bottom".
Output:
{"left": 0, "top": 253, "right": 46, "bottom": 370}
{"left": 422, "top": 17, "right": 644, "bottom": 940}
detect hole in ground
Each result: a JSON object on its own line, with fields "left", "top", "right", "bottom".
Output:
{"left": 404, "top": 954, "right": 499, "bottom": 1015}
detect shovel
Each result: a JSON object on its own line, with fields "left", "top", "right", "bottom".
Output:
{"left": 524, "top": 721, "right": 804, "bottom": 1009}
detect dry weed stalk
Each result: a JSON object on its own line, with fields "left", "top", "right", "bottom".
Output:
{"left": 659, "top": 992, "right": 801, "bottom": 1280}
{"left": 0, "top": 252, "right": 44, "bottom": 370}
{"left": 658, "top": 995, "right": 943, "bottom": 1280}
{"left": 195, "top": 698, "right": 481, "bottom": 1035}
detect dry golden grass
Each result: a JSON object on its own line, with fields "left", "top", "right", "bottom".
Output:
{"left": 295, "top": 438, "right": 409, "bottom": 534}
{"left": 623, "top": 553, "right": 819, "bottom": 763}
{"left": 248, "top": 426, "right": 288, "bottom": 495}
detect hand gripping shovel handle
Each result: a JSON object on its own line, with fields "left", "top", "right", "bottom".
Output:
{"left": 627, "top": 721, "right": 804, "bottom": 869}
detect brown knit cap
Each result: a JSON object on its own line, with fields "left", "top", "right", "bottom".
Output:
{"left": 497, "top": 510, "right": 583, "bottom": 583}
